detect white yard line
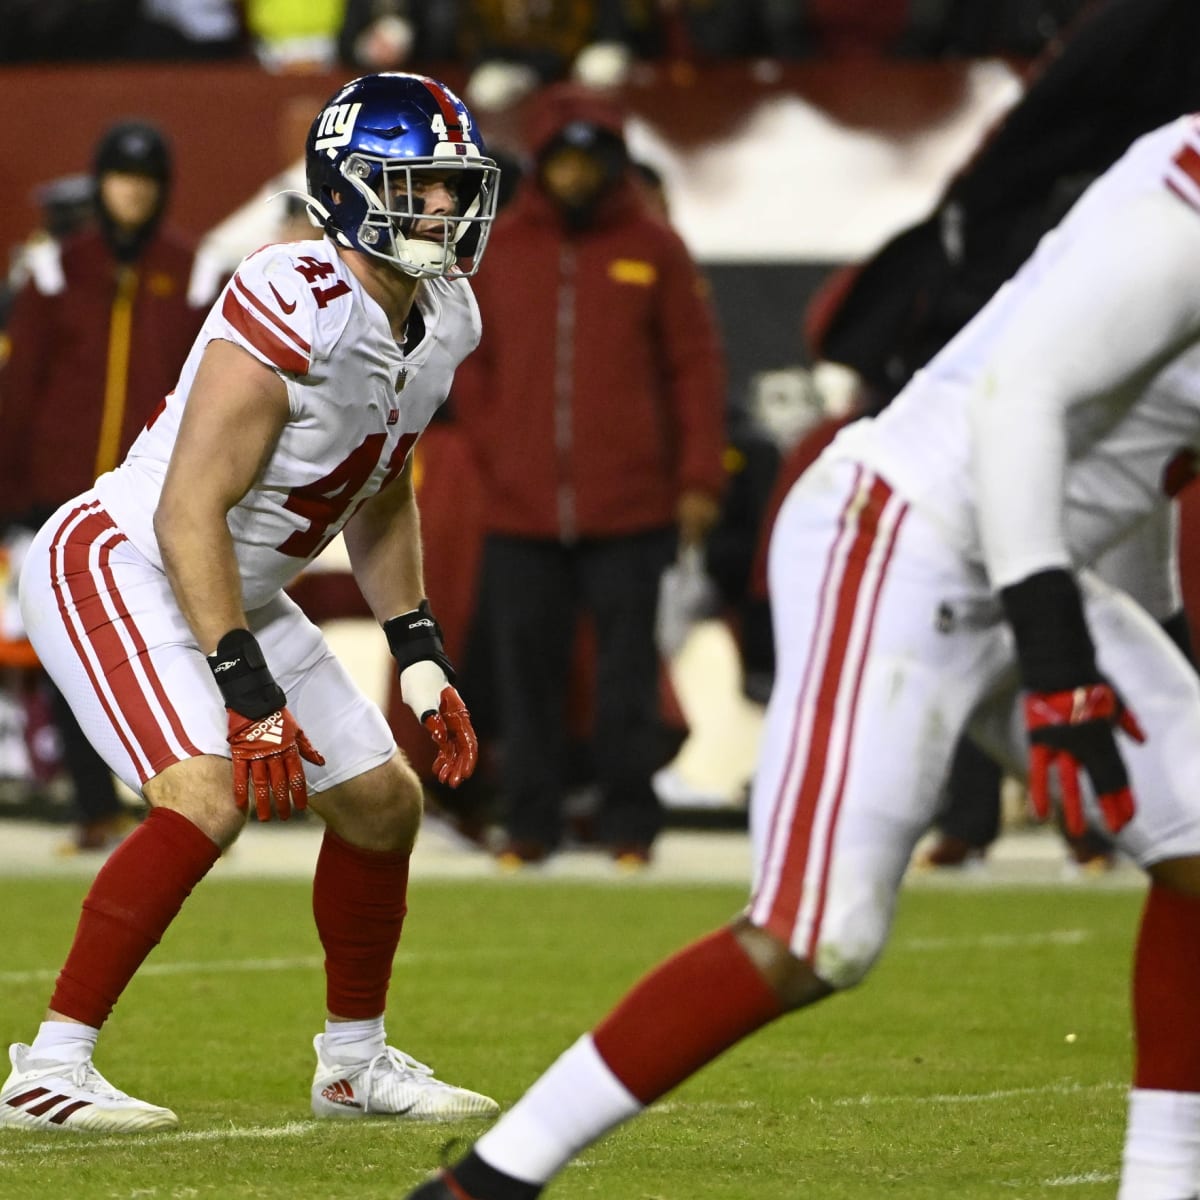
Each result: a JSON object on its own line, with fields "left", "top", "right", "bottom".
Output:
{"left": 829, "top": 1079, "right": 1124, "bottom": 1108}
{"left": 0, "top": 1120, "right": 320, "bottom": 1155}
{"left": 0, "top": 927, "right": 1096, "bottom": 988}
{"left": 897, "top": 929, "right": 1090, "bottom": 951}
{"left": 0, "top": 956, "right": 325, "bottom": 985}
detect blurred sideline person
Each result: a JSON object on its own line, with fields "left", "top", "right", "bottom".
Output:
{"left": 406, "top": 114, "right": 1200, "bottom": 1200}
{"left": 0, "top": 121, "right": 221, "bottom": 854}
{"left": 453, "top": 83, "right": 725, "bottom": 868}
{"left": 0, "top": 73, "right": 502, "bottom": 1133}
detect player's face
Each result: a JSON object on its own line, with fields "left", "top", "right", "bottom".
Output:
{"left": 382, "top": 169, "right": 460, "bottom": 241}
{"left": 99, "top": 172, "right": 161, "bottom": 233}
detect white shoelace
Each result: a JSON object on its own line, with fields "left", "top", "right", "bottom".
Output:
{"left": 361, "top": 1048, "right": 439, "bottom": 1115}
{"left": 65, "top": 1060, "right": 128, "bottom": 1101}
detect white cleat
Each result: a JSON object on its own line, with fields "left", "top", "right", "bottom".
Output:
{"left": 0, "top": 1043, "right": 178, "bottom": 1133}
{"left": 311, "top": 1034, "right": 499, "bottom": 1121}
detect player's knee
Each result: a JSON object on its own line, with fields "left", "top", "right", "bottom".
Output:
{"left": 733, "top": 919, "right": 834, "bottom": 1010}
{"left": 144, "top": 755, "right": 246, "bottom": 849}
{"left": 310, "top": 752, "right": 421, "bottom": 851}
{"left": 811, "top": 903, "right": 893, "bottom": 990}
{"left": 811, "top": 935, "right": 884, "bottom": 990}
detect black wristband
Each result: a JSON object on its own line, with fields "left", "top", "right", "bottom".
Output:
{"left": 383, "top": 599, "right": 456, "bottom": 683}
{"left": 206, "top": 628, "right": 286, "bottom": 720}
{"left": 999, "top": 568, "right": 1099, "bottom": 694}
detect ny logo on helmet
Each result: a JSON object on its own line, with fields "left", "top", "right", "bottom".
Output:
{"left": 314, "top": 103, "right": 362, "bottom": 153}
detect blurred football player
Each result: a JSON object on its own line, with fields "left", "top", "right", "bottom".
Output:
{"left": 0, "top": 72, "right": 502, "bottom": 1132}
{"left": 405, "top": 114, "right": 1200, "bottom": 1199}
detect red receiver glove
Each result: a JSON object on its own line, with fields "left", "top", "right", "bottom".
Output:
{"left": 207, "top": 629, "right": 325, "bottom": 820}
{"left": 1001, "top": 569, "right": 1146, "bottom": 840}
{"left": 385, "top": 601, "right": 478, "bottom": 788}
{"left": 227, "top": 707, "right": 325, "bottom": 821}
{"left": 421, "top": 685, "right": 480, "bottom": 789}
{"left": 1024, "top": 684, "right": 1146, "bottom": 838}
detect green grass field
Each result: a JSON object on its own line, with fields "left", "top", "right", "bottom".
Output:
{"left": 0, "top": 874, "right": 1143, "bottom": 1199}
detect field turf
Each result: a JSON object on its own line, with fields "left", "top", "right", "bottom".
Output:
{"left": 0, "top": 874, "right": 1142, "bottom": 1199}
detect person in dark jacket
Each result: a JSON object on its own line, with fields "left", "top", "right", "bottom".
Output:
{"left": 455, "top": 83, "right": 726, "bottom": 868}
{"left": 0, "top": 119, "right": 221, "bottom": 852}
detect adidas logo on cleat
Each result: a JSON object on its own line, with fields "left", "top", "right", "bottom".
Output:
{"left": 5, "top": 1086, "right": 93, "bottom": 1125}
{"left": 320, "top": 1079, "right": 361, "bottom": 1109}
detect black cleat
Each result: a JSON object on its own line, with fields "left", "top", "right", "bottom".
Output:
{"left": 404, "top": 1173, "right": 474, "bottom": 1200}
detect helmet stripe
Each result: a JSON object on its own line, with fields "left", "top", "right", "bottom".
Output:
{"left": 418, "top": 78, "right": 466, "bottom": 143}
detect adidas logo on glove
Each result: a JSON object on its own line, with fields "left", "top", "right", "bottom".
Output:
{"left": 244, "top": 713, "right": 285, "bottom": 745}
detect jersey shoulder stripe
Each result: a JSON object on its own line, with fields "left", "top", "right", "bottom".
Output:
{"left": 222, "top": 271, "right": 312, "bottom": 374}
{"left": 1165, "top": 119, "right": 1200, "bottom": 213}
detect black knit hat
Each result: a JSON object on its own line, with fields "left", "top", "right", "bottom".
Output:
{"left": 93, "top": 121, "right": 172, "bottom": 184}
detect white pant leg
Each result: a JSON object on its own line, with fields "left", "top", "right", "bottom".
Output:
{"left": 748, "top": 460, "right": 1012, "bottom": 988}
{"left": 20, "top": 497, "right": 394, "bottom": 797}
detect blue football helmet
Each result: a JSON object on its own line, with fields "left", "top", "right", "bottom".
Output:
{"left": 304, "top": 73, "right": 500, "bottom": 278}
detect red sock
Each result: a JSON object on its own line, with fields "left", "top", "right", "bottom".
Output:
{"left": 51, "top": 807, "right": 220, "bottom": 1026}
{"left": 592, "top": 926, "right": 784, "bottom": 1105}
{"left": 1134, "top": 883, "right": 1200, "bottom": 1090}
{"left": 312, "top": 830, "right": 409, "bottom": 1019}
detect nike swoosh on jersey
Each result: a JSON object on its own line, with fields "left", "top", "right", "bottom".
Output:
{"left": 268, "top": 281, "right": 298, "bottom": 314}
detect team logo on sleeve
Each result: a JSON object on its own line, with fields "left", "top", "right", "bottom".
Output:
{"left": 314, "top": 103, "right": 362, "bottom": 154}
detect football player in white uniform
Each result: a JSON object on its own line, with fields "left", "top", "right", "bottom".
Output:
{"left": 405, "top": 116, "right": 1200, "bottom": 1200}
{"left": 0, "top": 73, "right": 504, "bottom": 1132}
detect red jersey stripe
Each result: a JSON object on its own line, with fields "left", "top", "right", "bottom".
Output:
{"left": 232, "top": 273, "right": 312, "bottom": 353}
{"left": 222, "top": 290, "right": 309, "bottom": 375}
{"left": 1174, "top": 139, "right": 1200, "bottom": 190}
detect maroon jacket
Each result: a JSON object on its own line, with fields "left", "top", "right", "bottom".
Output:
{"left": 0, "top": 224, "right": 212, "bottom": 521}
{"left": 456, "top": 87, "right": 726, "bottom": 541}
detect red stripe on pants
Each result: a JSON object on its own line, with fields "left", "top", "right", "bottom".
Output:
{"left": 760, "top": 476, "right": 903, "bottom": 950}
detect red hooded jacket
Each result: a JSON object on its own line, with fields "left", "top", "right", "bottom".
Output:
{"left": 0, "top": 224, "right": 213, "bottom": 521}
{"left": 455, "top": 86, "right": 726, "bottom": 541}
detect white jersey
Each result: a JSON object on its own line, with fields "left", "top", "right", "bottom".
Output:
{"left": 95, "top": 237, "right": 480, "bottom": 609}
{"left": 830, "top": 115, "right": 1200, "bottom": 590}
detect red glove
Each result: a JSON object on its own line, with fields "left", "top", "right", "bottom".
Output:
{"left": 1024, "top": 683, "right": 1146, "bottom": 838}
{"left": 421, "top": 685, "right": 478, "bottom": 789}
{"left": 227, "top": 707, "right": 325, "bottom": 822}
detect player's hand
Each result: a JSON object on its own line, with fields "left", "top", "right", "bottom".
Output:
{"left": 1023, "top": 683, "right": 1145, "bottom": 837}
{"left": 421, "top": 685, "right": 479, "bottom": 789}
{"left": 227, "top": 707, "right": 325, "bottom": 822}
{"left": 386, "top": 600, "right": 477, "bottom": 786}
